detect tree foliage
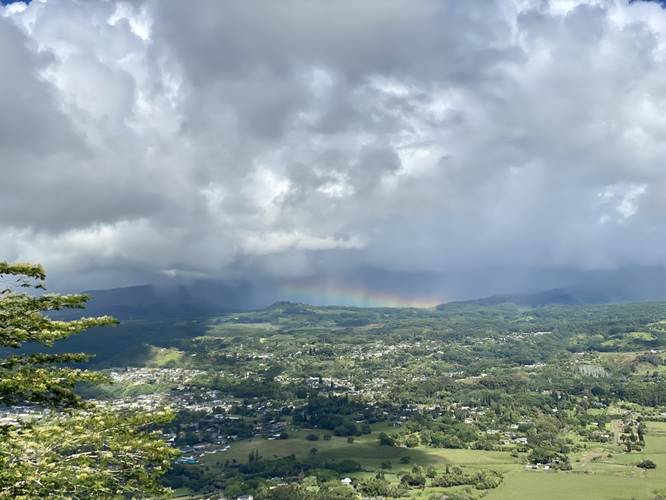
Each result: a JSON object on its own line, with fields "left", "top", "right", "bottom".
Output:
{"left": 0, "top": 263, "right": 116, "bottom": 406}
{"left": 0, "top": 410, "right": 176, "bottom": 498}
{"left": 0, "top": 262, "right": 177, "bottom": 498}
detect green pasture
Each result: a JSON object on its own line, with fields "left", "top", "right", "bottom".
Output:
{"left": 208, "top": 422, "right": 666, "bottom": 499}
{"left": 488, "top": 422, "right": 666, "bottom": 500}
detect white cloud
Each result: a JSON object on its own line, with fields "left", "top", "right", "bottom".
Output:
{"left": 598, "top": 182, "right": 648, "bottom": 222}
{"left": 2, "top": 0, "right": 666, "bottom": 286}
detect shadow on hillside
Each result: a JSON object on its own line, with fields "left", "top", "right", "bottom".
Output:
{"left": 10, "top": 318, "right": 211, "bottom": 369}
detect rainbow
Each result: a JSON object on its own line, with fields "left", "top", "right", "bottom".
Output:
{"left": 278, "top": 282, "right": 443, "bottom": 309}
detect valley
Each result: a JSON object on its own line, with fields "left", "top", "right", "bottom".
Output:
{"left": 35, "top": 300, "right": 666, "bottom": 499}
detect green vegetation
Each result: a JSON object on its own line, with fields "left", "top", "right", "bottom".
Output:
{"left": 7, "top": 278, "right": 666, "bottom": 498}
{"left": 0, "top": 262, "right": 177, "bottom": 498}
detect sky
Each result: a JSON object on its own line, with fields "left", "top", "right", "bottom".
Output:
{"left": 2, "top": 0, "right": 666, "bottom": 303}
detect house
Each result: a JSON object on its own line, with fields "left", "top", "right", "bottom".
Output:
{"left": 341, "top": 477, "right": 352, "bottom": 486}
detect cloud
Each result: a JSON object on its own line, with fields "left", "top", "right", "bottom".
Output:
{"left": 1, "top": 0, "right": 666, "bottom": 289}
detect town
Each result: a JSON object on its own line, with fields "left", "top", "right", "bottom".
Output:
{"left": 9, "top": 300, "right": 657, "bottom": 498}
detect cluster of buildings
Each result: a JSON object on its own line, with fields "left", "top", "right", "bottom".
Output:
{"left": 0, "top": 405, "right": 52, "bottom": 426}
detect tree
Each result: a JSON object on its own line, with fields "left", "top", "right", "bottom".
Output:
{"left": 0, "top": 262, "right": 115, "bottom": 406}
{"left": 248, "top": 449, "right": 261, "bottom": 464}
{"left": 637, "top": 422, "right": 647, "bottom": 442}
{"left": 400, "top": 472, "right": 425, "bottom": 487}
{"left": 257, "top": 484, "right": 311, "bottom": 500}
{"left": 404, "top": 434, "right": 420, "bottom": 448}
{"left": 0, "top": 262, "right": 177, "bottom": 497}
{"left": 378, "top": 431, "right": 394, "bottom": 446}
{"left": 0, "top": 409, "right": 176, "bottom": 498}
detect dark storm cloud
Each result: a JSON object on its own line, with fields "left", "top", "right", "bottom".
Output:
{"left": 1, "top": 0, "right": 666, "bottom": 287}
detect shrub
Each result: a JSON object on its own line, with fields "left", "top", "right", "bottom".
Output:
{"left": 400, "top": 473, "right": 425, "bottom": 487}
{"left": 404, "top": 434, "right": 420, "bottom": 448}
{"left": 474, "top": 470, "right": 503, "bottom": 490}
{"left": 356, "top": 478, "right": 407, "bottom": 497}
{"left": 378, "top": 432, "right": 395, "bottom": 446}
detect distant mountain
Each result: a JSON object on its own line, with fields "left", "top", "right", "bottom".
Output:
{"left": 433, "top": 266, "right": 666, "bottom": 308}
{"left": 441, "top": 287, "right": 611, "bottom": 308}
{"left": 71, "top": 280, "right": 261, "bottom": 319}
{"left": 51, "top": 265, "right": 666, "bottom": 318}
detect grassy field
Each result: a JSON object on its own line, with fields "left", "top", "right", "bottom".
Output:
{"left": 145, "top": 346, "right": 185, "bottom": 367}
{"left": 207, "top": 422, "right": 666, "bottom": 499}
{"left": 487, "top": 422, "right": 666, "bottom": 500}
{"left": 487, "top": 471, "right": 666, "bottom": 500}
{"left": 207, "top": 429, "right": 450, "bottom": 470}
